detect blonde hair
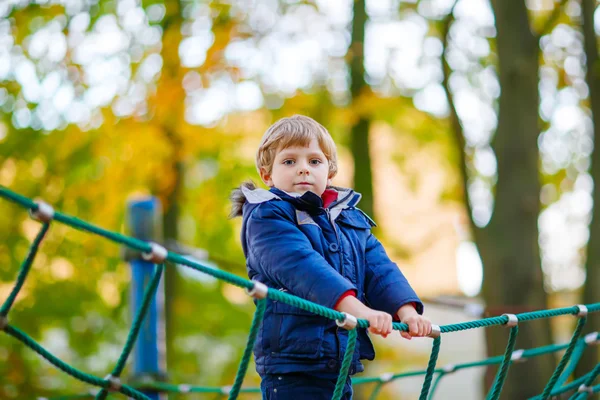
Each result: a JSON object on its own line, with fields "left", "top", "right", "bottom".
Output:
{"left": 256, "top": 115, "right": 338, "bottom": 178}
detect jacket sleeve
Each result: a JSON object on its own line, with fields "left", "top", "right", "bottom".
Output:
{"left": 364, "top": 233, "right": 424, "bottom": 316}
{"left": 246, "top": 202, "right": 356, "bottom": 309}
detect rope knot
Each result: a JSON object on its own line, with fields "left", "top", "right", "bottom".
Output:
{"left": 221, "top": 385, "right": 232, "bottom": 395}
{"left": 501, "top": 313, "right": 518, "bottom": 327}
{"left": 245, "top": 280, "right": 268, "bottom": 299}
{"left": 141, "top": 242, "right": 168, "bottom": 263}
{"left": 578, "top": 384, "right": 594, "bottom": 394}
{"left": 442, "top": 364, "right": 456, "bottom": 373}
{"left": 428, "top": 324, "right": 441, "bottom": 338}
{"left": 336, "top": 312, "right": 357, "bottom": 330}
{"left": 510, "top": 349, "right": 526, "bottom": 363}
{"left": 29, "top": 200, "right": 54, "bottom": 223}
{"left": 576, "top": 304, "right": 588, "bottom": 318}
{"left": 379, "top": 372, "right": 394, "bottom": 382}
{"left": 584, "top": 332, "right": 599, "bottom": 345}
{"left": 178, "top": 384, "right": 192, "bottom": 393}
{"left": 103, "top": 374, "right": 121, "bottom": 392}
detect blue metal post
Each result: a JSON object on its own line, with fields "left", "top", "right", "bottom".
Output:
{"left": 127, "top": 197, "right": 166, "bottom": 400}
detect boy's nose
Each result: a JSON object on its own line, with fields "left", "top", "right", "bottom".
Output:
{"left": 297, "top": 165, "right": 309, "bottom": 175}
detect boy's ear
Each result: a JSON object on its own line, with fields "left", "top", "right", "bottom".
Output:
{"left": 259, "top": 167, "right": 273, "bottom": 187}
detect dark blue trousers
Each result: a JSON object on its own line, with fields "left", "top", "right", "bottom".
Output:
{"left": 260, "top": 372, "right": 353, "bottom": 400}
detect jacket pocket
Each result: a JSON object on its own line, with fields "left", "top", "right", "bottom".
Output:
{"left": 270, "top": 301, "right": 326, "bottom": 359}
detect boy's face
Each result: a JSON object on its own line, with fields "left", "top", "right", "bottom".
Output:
{"left": 261, "top": 138, "right": 331, "bottom": 197}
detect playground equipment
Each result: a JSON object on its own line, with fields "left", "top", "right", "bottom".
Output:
{"left": 1, "top": 187, "right": 599, "bottom": 400}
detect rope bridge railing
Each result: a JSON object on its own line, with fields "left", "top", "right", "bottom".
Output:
{"left": 1, "top": 186, "right": 599, "bottom": 400}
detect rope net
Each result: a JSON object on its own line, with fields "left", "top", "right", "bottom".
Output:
{"left": 1, "top": 187, "right": 599, "bottom": 400}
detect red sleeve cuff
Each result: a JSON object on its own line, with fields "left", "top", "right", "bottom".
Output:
{"left": 334, "top": 290, "right": 357, "bottom": 310}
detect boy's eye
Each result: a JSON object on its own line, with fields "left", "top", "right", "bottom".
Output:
{"left": 310, "top": 159, "right": 322, "bottom": 165}
{"left": 283, "top": 159, "right": 295, "bottom": 165}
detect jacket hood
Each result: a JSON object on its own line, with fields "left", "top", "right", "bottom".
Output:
{"left": 229, "top": 181, "right": 362, "bottom": 219}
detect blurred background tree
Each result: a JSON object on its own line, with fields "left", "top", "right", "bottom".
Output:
{"left": 0, "top": 0, "right": 599, "bottom": 399}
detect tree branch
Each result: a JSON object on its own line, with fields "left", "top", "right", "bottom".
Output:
{"left": 440, "top": 1, "right": 479, "bottom": 236}
{"left": 536, "top": 0, "right": 568, "bottom": 40}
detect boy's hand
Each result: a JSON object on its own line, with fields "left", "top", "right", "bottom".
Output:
{"left": 363, "top": 309, "right": 393, "bottom": 338}
{"left": 397, "top": 304, "right": 431, "bottom": 340}
{"left": 335, "top": 295, "right": 393, "bottom": 338}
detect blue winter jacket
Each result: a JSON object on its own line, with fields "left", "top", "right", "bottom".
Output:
{"left": 232, "top": 182, "right": 423, "bottom": 377}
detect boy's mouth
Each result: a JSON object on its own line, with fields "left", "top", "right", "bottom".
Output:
{"left": 295, "top": 182, "right": 312, "bottom": 186}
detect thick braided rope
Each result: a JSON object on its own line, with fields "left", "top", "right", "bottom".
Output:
{"left": 540, "top": 316, "right": 587, "bottom": 399}
{"left": 367, "top": 382, "right": 385, "bottom": 400}
{"left": 419, "top": 335, "right": 441, "bottom": 400}
{"left": 332, "top": 328, "right": 357, "bottom": 400}
{"left": 427, "top": 372, "right": 447, "bottom": 400}
{"left": 486, "top": 325, "right": 519, "bottom": 400}
{"left": 3, "top": 188, "right": 600, "bottom": 334}
{"left": 95, "top": 264, "right": 165, "bottom": 400}
{"left": 0, "top": 223, "right": 49, "bottom": 316}
{"left": 3, "top": 187, "right": 600, "bottom": 400}
{"left": 227, "top": 298, "right": 266, "bottom": 400}
{"left": 4, "top": 325, "right": 149, "bottom": 399}
{"left": 529, "top": 368, "right": 595, "bottom": 399}
{"left": 554, "top": 339, "right": 588, "bottom": 389}
{"left": 570, "top": 362, "right": 600, "bottom": 399}
{"left": 49, "top": 336, "right": 599, "bottom": 400}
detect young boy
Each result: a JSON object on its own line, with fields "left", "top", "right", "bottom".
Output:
{"left": 230, "top": 115, "right": 431, "bottom": 399}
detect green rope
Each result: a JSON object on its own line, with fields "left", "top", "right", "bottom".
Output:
{"left": 227, "top": 298, "right": 266, "bottom": 400}
{"left": 367, "top": 382, "right": 385, "bottom": 400}
{"left": 1, "top": 222, "right": 50, "bottom": 316}
{"left": 95, "top": 264, "right": 165, "bottom": 400}
{"left": 427, "top": 371, "right": 447, "bottom": 400}
{"left": 3, "top": 324, "right": 149, "bottom": 399}
{"left": 570, "top": 362, "right": 600, "bottom": 400}
{"left": 2, "top": 187, "right": 600, "bottom": 400}
{"left": 332, "top": 328, "right": 357, "bottom": 400}
{"left": 554, "top": 339, "right": 587, "bottom": 388}
{"left": 419, "top": 335, "right": 441, "bottom": 400}
{"left": 540, "top": 316, "right": 587, "bottom": 399}
{"left": 486, "top": 325, "right": 519, "bottom": 400}
{"left": 529, "top": 367, "right": 597, "bottom": 399}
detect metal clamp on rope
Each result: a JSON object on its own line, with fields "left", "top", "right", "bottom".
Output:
{"left": 245, "top": 281, "right": 268, "bottom": 299}
{"left": 103, "top": 374, "right": 122, "bottom": 392}
{"left": 442, "top": 364, "right": 456, "bottom": 373}
{"left": 584, "top": 332, "right": 599, "bottom": 345}
{"left": 0, "top": 316, "right": 7, "bottom": 331}
{"left": 502, "top": 314, "right": 518, "bottom": 327}
{"left": 141, "top": 242, "right": 168, "bottom": 264}
{"left": 29, "top": 200, "right": 54, "bottom": 223}
{"left": 379, "top": 372, "right": 394, "bottom": 383}
{"left": 178, "top": 384, "right": 192, "bottom": 393}
{"left": 576, "top": 305, "right": 588, "bottom": 318}
{"left": 510, "top": 349, "right": 526, "bottom": 363}
{"left": 428, "top": 324, "right": 441, "bottom": 339}
{"left": 336, "top": 312, "right": 358, "bottom": 330}
{"left": 578, "top": 384, "right": 594, "bottom": 394}
{"left": 221, "top": 386, "right": 232, "bottom": 395}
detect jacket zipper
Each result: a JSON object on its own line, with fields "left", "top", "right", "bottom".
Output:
{"left": 324, "top": 203, "right": 348, "bottom": 365}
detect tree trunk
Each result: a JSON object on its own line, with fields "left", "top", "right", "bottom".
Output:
{"left": 480, "top": 2, "right": 555, "bottom": 397}
{"left": 576, "top": 0, "right": 600, "bottom": 378}
{"left": 349, "top": 0, "right": 374, "bottom": 218}
{"left": 155, "top": 0, "right": 184, "bottom": 376}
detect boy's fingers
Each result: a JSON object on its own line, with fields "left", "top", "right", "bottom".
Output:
{"left": 409, "top": 320, "right": 419, "bottom": 336}
{"left": 400, "top": 331, "right": 412, "bottom": 340}
{"left": 418, "top": 320, "right": 425, "bottom": 336}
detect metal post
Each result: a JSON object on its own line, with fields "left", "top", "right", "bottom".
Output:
{"left": 126, "top": 197, "right": 167, "bottom": 400}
